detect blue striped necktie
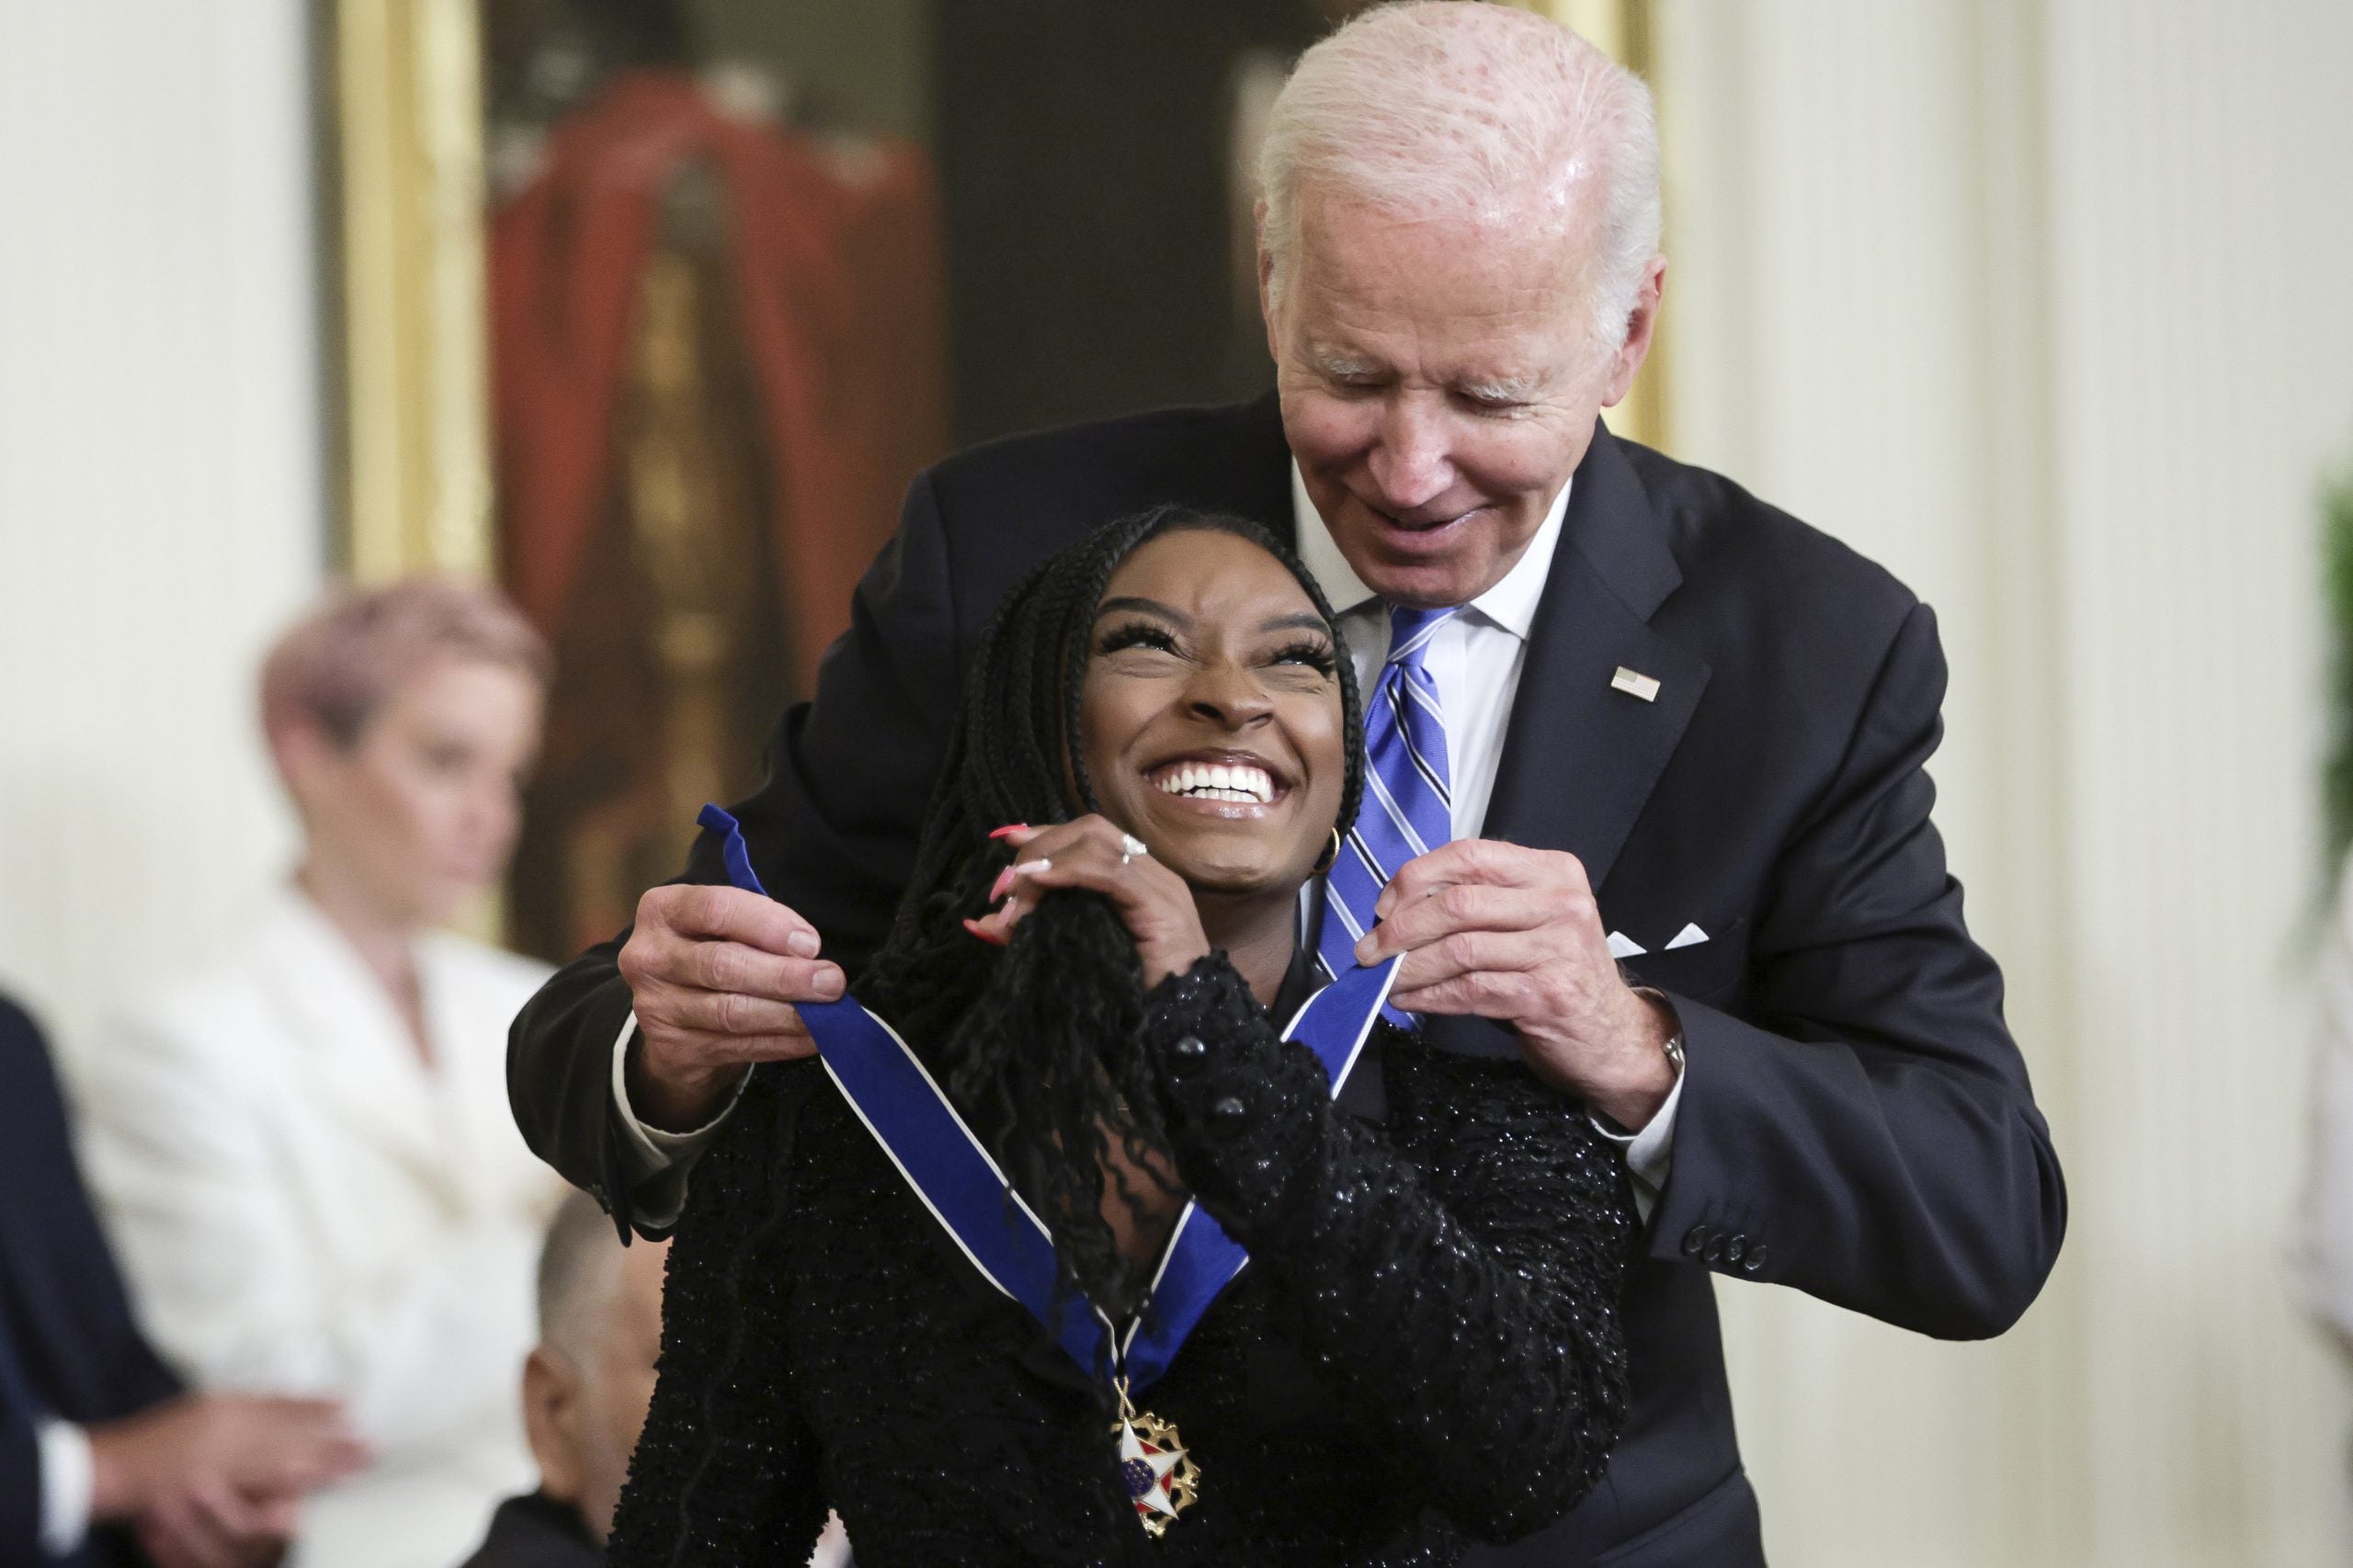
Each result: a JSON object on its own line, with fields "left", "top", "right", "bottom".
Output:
{"left": 1317, "top": 604, "right": 1458, "bottom": 989}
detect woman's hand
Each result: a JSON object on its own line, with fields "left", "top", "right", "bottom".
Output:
{"left": 966, "top": 818, "right": 1211, "bottom": 988}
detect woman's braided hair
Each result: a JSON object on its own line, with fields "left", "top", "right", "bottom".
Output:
{"left": 853, "top": 503, "right": 1365, "bottom": 1316}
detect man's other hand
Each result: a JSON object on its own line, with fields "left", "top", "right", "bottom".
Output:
{"left": 617, "top": 883, "right": 844, "bottom": 1131}
{"left": 134, "top": 1479, "right": 298, "bottom": 1568}
{"left": 1356, "top": 838, "right": 1677, "bottom": 1130}
{"left": 89, "top": 1393, "right": 366, "bottom": 1567}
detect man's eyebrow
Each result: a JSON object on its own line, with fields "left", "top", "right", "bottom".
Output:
{"left": 1308, "top": 346, "right": 1381, "bottom": 379}
{"left": 1458, "top": 371, "right": 1548, "bottom": 403}
{"left": 1095, "top": 596, "right": 1190, "bottom": 626}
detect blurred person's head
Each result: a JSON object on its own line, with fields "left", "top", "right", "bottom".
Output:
{"left": 261, "top": 576, "right": 548, "bottom": 928}
{"left": 522, "top": 1194, "right": 667, "bottom": 1542}
{"left": 1256, "top": 1, "right": 1665, "bottom": 608}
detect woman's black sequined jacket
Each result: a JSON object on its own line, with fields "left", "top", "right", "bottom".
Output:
{"left": 608, "top": 953, "right": 1639, "bottom": 1567}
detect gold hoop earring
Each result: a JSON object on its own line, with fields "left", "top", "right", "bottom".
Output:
{"left": 1313, "top": 826, "right": 1342, "bottom": 875}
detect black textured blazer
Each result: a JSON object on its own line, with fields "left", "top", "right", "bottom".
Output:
{"left": 514, "top": 395, "right": 2068, "bottom": 1567}
{"left": 608, "top": 955, "right": 1638, "bottom": 1566}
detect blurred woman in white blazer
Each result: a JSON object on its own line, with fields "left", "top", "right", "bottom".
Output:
{"left": 79, "top": 576, "right": 567, "bottom": 1568}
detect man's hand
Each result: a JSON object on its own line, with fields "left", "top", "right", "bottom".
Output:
{"left": 617, "top": 883, "right": 845, "bottom": 1131}
{"left": 134, "top": 1480, "right": 297, "bottom": 1568}
{"left": 1355, "top": 839, "right": 1678, "bottom": 1130}
{"left": 89, "top": 1393, "right": 366, "bottom": 1568}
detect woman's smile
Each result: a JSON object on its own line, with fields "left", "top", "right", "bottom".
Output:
{"left": 1142, "top": 749, "right": 1293, "bottom": 814}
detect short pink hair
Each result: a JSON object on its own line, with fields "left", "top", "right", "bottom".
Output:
{"left": 260, "top": 574, "right": 550, "bottom": 747}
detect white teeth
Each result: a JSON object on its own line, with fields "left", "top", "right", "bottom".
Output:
{"left": 1151, "top": 762, "right": 1276, "bottom": 803}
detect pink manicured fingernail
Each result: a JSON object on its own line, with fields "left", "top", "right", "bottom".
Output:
{"left": 961, "top": 917, "right": 1006, "bottom": 947}
{"left": 989, "top": 867, "right": 1016, "bottom": 902}
{"left": 1012, "top": 858, "right": 1051, "bottom": 876}
{"left": 988, "top": 824, "right": 1032, "bottom": 841}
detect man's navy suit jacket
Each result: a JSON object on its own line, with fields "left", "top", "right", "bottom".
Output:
{"left": 0, "top": 995, "right": 180, "bottom": 1567}
{"left": 456, "top": 1492, "right": 601, "bottom": 1568}
{"left": 510, "top": 395, "right": 2067, "bottom": 1565}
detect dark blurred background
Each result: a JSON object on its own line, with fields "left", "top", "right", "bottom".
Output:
{"left": 479, "top": 0, "right": 1370, "bottom": 958}
{"left": 485, "top": 0, "right": 1359, "bottom": 449}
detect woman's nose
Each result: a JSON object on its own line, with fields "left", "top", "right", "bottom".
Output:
{"left": 1184, "top": 662, "right": 1273, "bottom": 727}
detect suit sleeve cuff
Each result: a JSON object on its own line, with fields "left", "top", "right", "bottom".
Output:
{"left": 37, "top": 1419, "right": 93, "bottom": 1557}
{"left": 1587, "top": 1065, "right": 1684, "bottom": 1223}
{"left": 608, "top": 1012, "right": 745, "bottom": 1227}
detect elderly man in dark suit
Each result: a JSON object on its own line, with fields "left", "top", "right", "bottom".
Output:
{"left": 0, "top": 994, "right": 362, "bottom": 1568}
{"left": 507, "top": 5, "right": 2065, "bottom": 1562}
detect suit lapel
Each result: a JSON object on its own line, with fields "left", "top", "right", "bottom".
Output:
{"left": 1430, "top": 427, "right": 1711, "bottom": 1059}
{"left": 253, "top": 893, "right": 472, "bottom": 1215}
{"left": 1483, "top": 425, "right": 1710, "bottom": 889}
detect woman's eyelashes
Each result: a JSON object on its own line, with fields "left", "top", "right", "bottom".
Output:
{"left": 1096, "top": 619, "right": 1181, "bottom": 658}
{"left": 1094, "top": 620, "right": 1336, "bottom": 680}
{"left": 1266, "top": 638, "right": 1337, "bottom": 677}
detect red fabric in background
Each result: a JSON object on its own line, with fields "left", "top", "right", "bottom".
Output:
{"left": 490, "top": 70, "right": 950, "bottom": 675}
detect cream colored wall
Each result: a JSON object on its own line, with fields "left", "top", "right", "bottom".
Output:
{"left": 1659, "top": 0, "right": 2353, "bottom": 1561}
{"left": 0, "top": 2, "right": 324, "bottom": 1069}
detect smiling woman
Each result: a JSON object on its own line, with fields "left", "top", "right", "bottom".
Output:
{"left": 855, "top": 508, "right": 1368, "bottom": 1307}
{"left": 605, "top": 507, "right": 1641, "bottom": 1565}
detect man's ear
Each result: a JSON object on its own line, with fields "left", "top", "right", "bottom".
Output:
{"left": 1256, "top": 199, "right": 1282, "bottom": 360}
{"left": 521, "top": 1345, "right": 585, "bottom": 1506}
{"left": 1600, "top": 256, "right": 1668, "bottom": 409}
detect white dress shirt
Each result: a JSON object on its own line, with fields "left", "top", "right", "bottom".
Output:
{"left": 35, "top": 1417, "right": 94, "bottom": 1556}
{"left": 613, "top": 471, "right": 1685, "bottom": 1221}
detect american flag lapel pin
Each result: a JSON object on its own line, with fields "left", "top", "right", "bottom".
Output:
{"left": 1610, "top": 665, "right": 1662, "bottom": 703}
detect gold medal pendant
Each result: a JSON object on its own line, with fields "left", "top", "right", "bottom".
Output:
{"left": 1113, "top": 1377, "right": 1199, "bottom": 1537}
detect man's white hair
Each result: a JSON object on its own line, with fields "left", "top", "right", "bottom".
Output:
{"left": 1258, "top": 1, "right": 1663, "bottom": 348}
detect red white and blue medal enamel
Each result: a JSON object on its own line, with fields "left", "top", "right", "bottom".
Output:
{"left": 1113, "top": 1376, "right": 1199, "bottom": 1536}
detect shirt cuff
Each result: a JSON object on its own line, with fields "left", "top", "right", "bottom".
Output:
{"left": 1588, "top": 1065, "right": 1684, "bottom": 1224}
{"left": 37, "top": 1419, "right": 94, "bottom": 1557}
{"left": 608, "top": 1012, "right": 745, "bottom": 1227}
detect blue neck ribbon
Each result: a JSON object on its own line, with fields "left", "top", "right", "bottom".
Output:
{"left": 696, "top": 803, "right": 1397, "bottom": 1392}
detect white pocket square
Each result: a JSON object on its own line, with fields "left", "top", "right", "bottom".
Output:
{"left": 1606, "top": 931, "right": 1646, "bottom": 959}
{"left": 1664, "top": 923, "right": 1710, "bottom": 950}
